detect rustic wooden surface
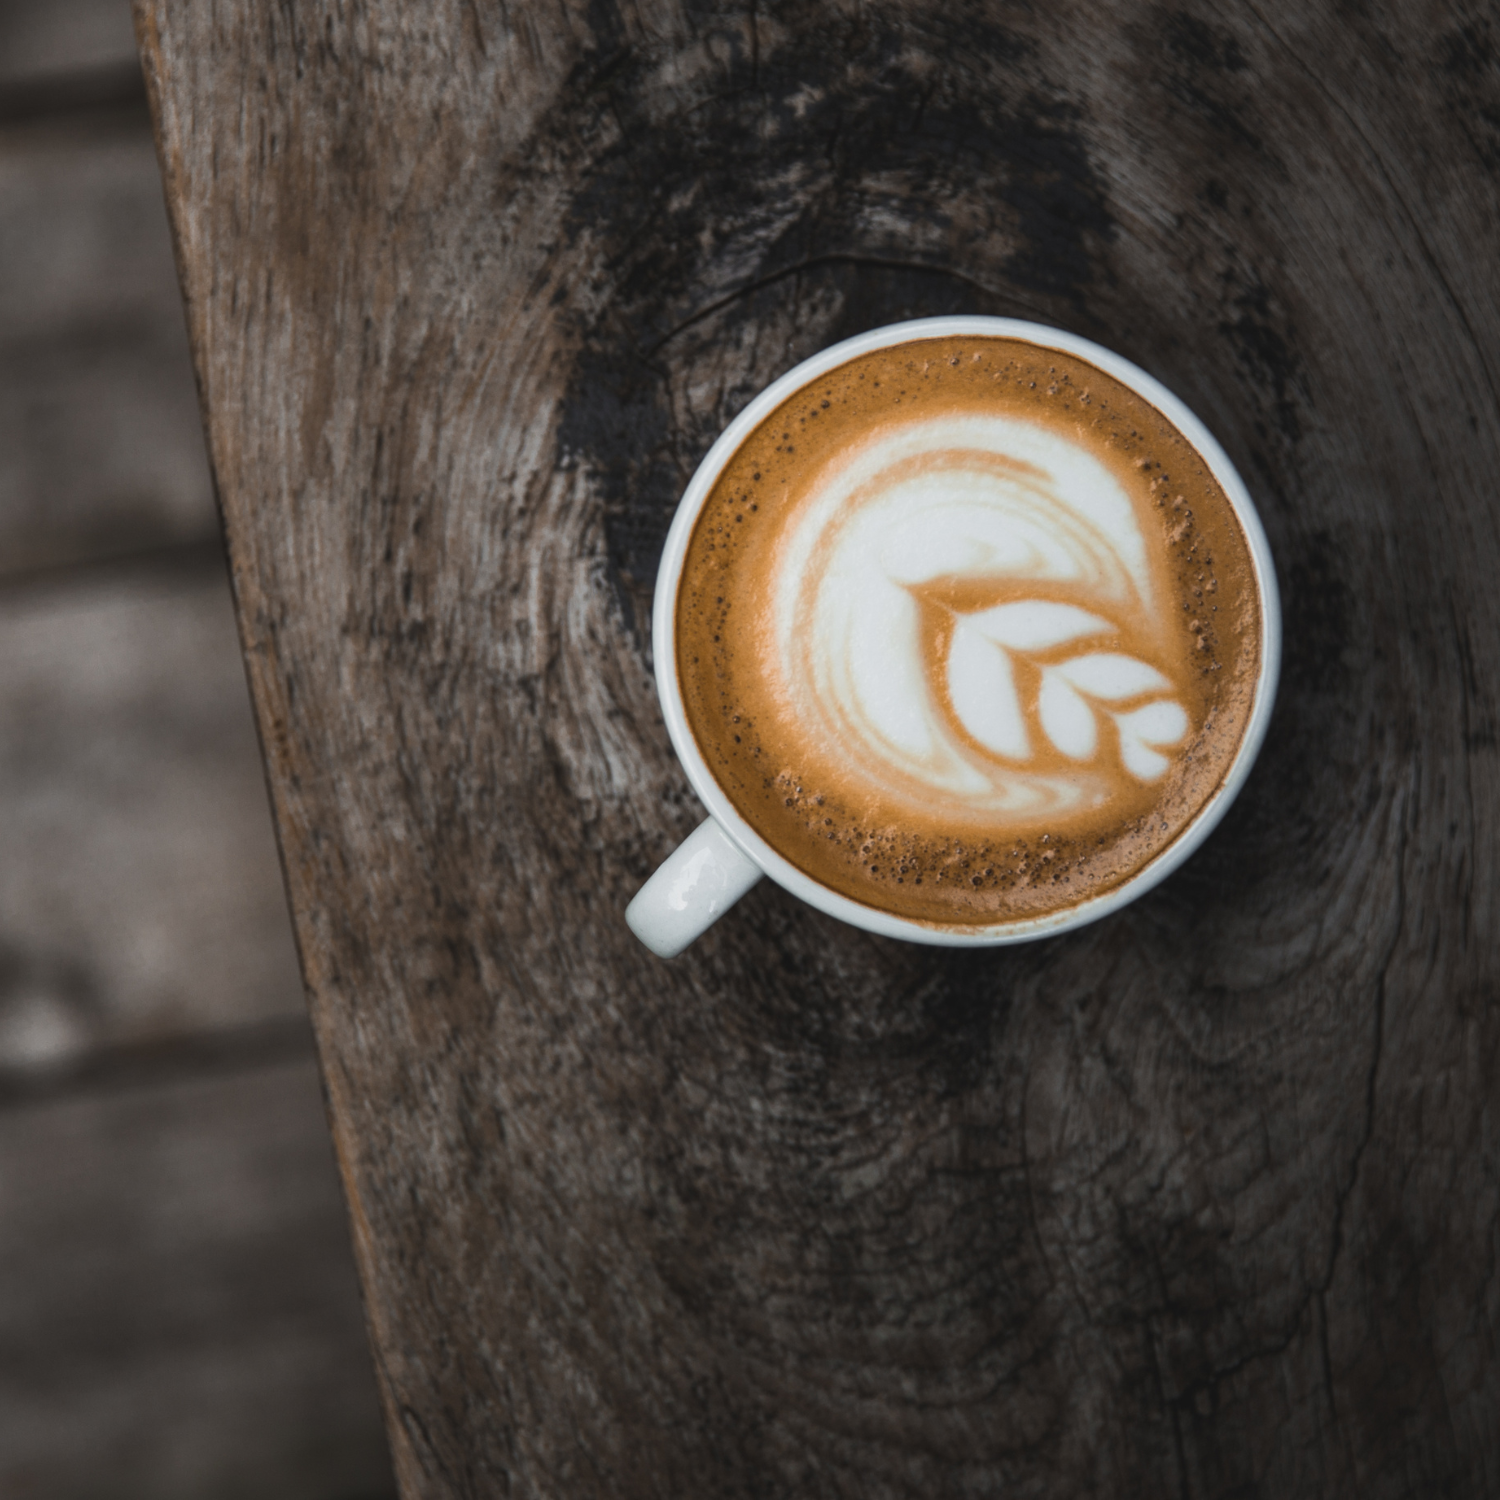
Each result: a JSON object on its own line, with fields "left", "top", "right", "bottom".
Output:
{"left": 0, "top": 93, "right": 214, "bottom": 575}
{"left": 0, "top": 1058, "right": 393, "bottom": 1500}
{"left": 0, "top": 4, "right": 392, "bottom": 1493}
{"left": 139, "top": 1, "right": 1499, "bottom": 1495}
{"left": 0, "top": 0, "right": 140, "bottom": 88}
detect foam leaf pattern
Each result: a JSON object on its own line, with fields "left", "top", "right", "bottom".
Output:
{"left": 1115, "top": 700, "right": 1190, "bottom": 779}
{"left": 1038, "top": 671, "right": 1097, "bottom": 759}
{"left": 947, "top": 619, "right": 1029, "bottom": 759}
{"left": 773, "top": 414, "right": 1176, "bottom": 816}
{"left": 1053, "top": 653, "right": 1170, "bottom": 700}
{"left": 947, "top": 605, "right": 1190, "bottom": 781}
{"left": 963, "top": 601, "right": 1112, "bottom": 651}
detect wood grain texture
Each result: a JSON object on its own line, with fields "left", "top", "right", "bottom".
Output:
{"left": 138, "top": 1, "right": 1500, "bottom": 1494}
{"left": 0, "top": 1058, "right": 392, "bottom": 1500}
{"left": 0, "top": 9, "right": 392, "bottom": 1489}
{"left": 0, "top": 0, "right": 140, "bottom": 89}
{"left": 0, "top": 111, "right": 218, "bottom": 576}
{"left": 0, "top": 558, "right": 303, "bottom": 1086}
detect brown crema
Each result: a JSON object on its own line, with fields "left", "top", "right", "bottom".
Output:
{"left": 676, "top": 335, "right": 1262, "bottom": 926}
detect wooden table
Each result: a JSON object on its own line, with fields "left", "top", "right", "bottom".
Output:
{"left": 137, "top": 1, "right": 1500, "bottom": 1493}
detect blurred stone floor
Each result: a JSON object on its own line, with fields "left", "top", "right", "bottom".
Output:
{"left": 0, "top": 2, "right": 396, "bottom": 1494}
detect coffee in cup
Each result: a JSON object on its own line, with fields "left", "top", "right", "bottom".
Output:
{"left": 627, "top": 319, "right": 1278, "bottom": 954}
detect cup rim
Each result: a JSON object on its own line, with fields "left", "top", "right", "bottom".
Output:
{"left": 650, "top": 315, "right": 1282, "bottom": 946}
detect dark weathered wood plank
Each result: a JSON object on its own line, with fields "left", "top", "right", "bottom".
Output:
{"left": 138, "top": 0, "right": 1500, "bottom": 1494}
{"left": 0, "top": 1057, "right": 394, "bottom": 1500}
{"left": 0, "top": 558, "right": 304, "bottom": 1088}
{"left": 0, "top": 0, "right": 140, "bottom": 89}
{"left": 0, "top": 8, "right": 390, "bottom": 1492}
{"left": 0, "top": 112, "right": 216, "bottom": 577}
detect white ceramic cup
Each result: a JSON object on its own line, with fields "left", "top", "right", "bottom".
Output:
{"left": 626, "top": 316, "right": 1280, "bottom": 958}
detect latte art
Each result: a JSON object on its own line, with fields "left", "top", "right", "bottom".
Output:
{"left": 771, "top": 415, "right": 1193, "bottom": 822}
{"left": 676, "top": 335, "right": 1262, "bottom": 926}
{"left": 948, "top": 606, "right": 1187, "bottom": 777}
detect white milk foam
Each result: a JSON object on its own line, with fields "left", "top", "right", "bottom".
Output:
{"left": 770, "top": 415, "right": 1191, "bottom": 820}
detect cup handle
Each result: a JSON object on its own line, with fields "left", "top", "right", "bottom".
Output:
{"left": 625, "top": 817, "right": 763, "bottom": 957}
